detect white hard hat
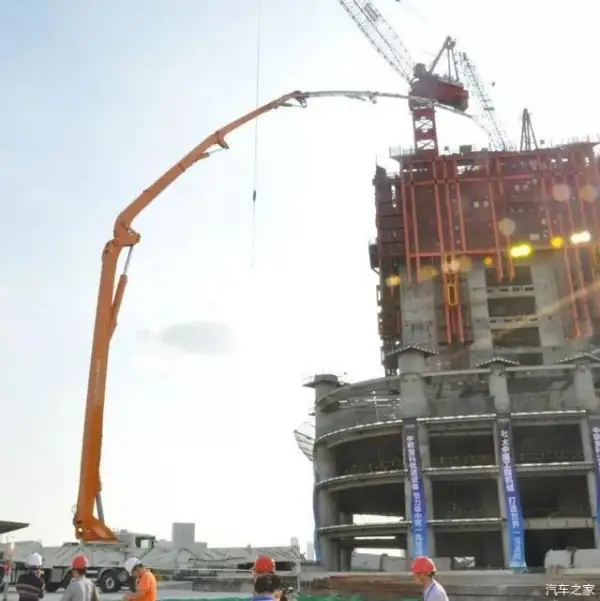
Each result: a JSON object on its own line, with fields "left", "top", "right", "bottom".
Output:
{"left": 26, "top": 553, "right": 43, "bottom": 568}
{"left": 124, "top": 557, "right": 141, "bottom": 575}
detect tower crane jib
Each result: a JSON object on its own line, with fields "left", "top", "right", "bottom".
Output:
{"left": 454, "top": 52, "right": 509, "bottom": 151}
{"left": 337, "top": 0, "right": 415, "bottom": 82}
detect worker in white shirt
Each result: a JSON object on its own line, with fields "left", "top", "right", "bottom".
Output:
{"left": 411, "top": 556, "right": 449, "bottom": 601}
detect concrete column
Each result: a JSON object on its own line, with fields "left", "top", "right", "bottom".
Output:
{"left": 580, "top": 418, "right": 600, "bottom": 548}
{"left": 339, "top": 512, "right": 352, "bottom": 525}
{"left": 404, "top": 490, "right": 414, "bottom": 558}
{"left": 315, "top": 445, "right": 336, "bottom": 480}
{"left": 305, "top": 374, "right": 343, "bottom": 569}
{"left": 314, "top": 444, "right": 338, "bottom": 569}
{"left": 483, "top": 357, "right": 519, "bottom": 567}
{"left": 403, "top": 425, "right": 435, "bottom": 558}
{"left": 573, "top": 362, "right": 598, "bottom": 411}
{"left": 486, "top": 362, "right": 511, "bottom": 414}
{"left": 493, "top": 425, "right": 511, "bottom": 567}
{"left": 392, "top": 345, "right": 437, "bottom": 559}
{"left": 466, "top": 263, "right": 493, "bottom": 355}
{"left": 305, "top": 373, "right": 342, "bottom": 439}
{"left": 530, "top": 260, "right": 567, "bottom": 348}
{"left": 304, "top": 374, "right": 342, "bottom": 570}
{"left": 340, "top": 548, "right": 352, "bottom": 572}
{"left": 417, "top": 422, "right": 436, "bottom": 557}
{"left": 399, "top": 277, "right": 437, "bottom": 346}
{"left": 392, "top": 345, "right": 434, "bottom": 418}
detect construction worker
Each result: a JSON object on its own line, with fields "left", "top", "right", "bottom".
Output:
{"left": 252, "top": 556, "right": 284, "bottom": 601}
{"left": 122, "top": 558, "right": 156, "bottom": 601}
{"left": 16, "top": 553, "right": 45, "bottom": 601}
{"left": 60, "top": 555, "right": 99, "bottom": 601}
{"left": 253, "top": 555, "right": 276, "bottom": 580}
{"left": 410, "top": 556, "right": 449, "bottom": 601}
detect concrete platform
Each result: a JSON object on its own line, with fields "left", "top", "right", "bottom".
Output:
{"left": 305, "top": 570, "right": 600, "bottom": 600}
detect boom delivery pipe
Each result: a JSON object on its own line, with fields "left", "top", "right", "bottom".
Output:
{"left": 73, "top": 90, "right": 308, "bottom": 542}
{"left": 72, "top": 88, "right": 462, "bottom": 541}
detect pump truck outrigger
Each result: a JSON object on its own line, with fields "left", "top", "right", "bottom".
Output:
{"left": 71, "top": 88, "right": 464, "bottom": 541}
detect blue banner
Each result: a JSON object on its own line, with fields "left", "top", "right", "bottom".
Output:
{"left": 496, "top": 417, "right": 527, "bottom": 569}
{"left": 587, "top": 414, "right": 600, "bottom": 545}
{"left": 403, "top": 420, "right": 428, "bottom": 558}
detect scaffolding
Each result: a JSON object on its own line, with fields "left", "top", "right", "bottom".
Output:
{"left": 370, "top": 143, "right": 600, "bottom": 373}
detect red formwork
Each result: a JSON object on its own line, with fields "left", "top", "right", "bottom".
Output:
{"left": 372, "top": 142, "right": 600, "bottom": 365}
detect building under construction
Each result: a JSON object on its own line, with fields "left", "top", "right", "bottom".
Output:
{"left": 297, "top": 0, "right": 600, "bottom": 573}
{"left": 306, "top": 140, "right": 600, "bottom": 570}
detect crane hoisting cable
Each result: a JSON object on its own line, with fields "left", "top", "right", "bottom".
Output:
{"left": 250, "top": 0, "right": 263, "bottom": 268}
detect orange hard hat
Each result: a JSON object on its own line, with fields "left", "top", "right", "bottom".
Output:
{"left": 72, "top": 555, "right": 89, "bottom": 570}
{"left": 411, "top": 556, "right": 436, "bottom": 574}
{"left": 254, "top": 555, "right": 275, "bottom": 574}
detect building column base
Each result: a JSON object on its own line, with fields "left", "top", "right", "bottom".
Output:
{"left": 319, "top": 537, "right": 340, "bottom": 570}
{"left": 340, "top": 547, "right": 352, "bottom": 571}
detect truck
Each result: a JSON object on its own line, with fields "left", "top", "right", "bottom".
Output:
{"left": 0, "top": 530, "right": 159, "bottom": 593}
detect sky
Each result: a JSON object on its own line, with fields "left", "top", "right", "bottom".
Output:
{"left": 0, "top": 0, "right": 599, "bottom": 549}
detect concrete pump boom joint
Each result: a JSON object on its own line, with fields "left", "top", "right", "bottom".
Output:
{"left": 73, "top": 87, "right": 480, "bottom": 543}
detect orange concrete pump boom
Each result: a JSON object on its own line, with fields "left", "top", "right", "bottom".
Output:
{"left": 73, "top": 90, "right": 310, "bottom": 542}
{"left": 72, "top": 87, "right": 447, "bottom": 542}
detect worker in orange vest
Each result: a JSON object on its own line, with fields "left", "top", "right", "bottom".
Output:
{"left": 122, "top": 558, "right": 156, "bottom": 601}
{"left": 410, "top": 556, "right": 449, "bottom": 601}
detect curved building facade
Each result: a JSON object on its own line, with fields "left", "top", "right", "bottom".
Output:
{"left": 305, "top": 349, "right": 600, "bottom": 570}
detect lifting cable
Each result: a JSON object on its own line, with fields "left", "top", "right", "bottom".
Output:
{"left": 250, "top": 0, "right": 263, "bottom": 269}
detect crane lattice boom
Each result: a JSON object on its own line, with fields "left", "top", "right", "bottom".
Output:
{"left": 337, "top": 0, "right": 415, "bottom": 83}
{"left": 455, "top": 51, "right": 509, "bottom": 151}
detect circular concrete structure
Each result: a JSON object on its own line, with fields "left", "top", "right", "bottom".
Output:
{"left": 301, "top": 349, "right": 600, "bottom": 571}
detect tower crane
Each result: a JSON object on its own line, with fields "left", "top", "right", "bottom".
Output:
{"left": 336, "top": 0, "right": 510, "bottom": 152}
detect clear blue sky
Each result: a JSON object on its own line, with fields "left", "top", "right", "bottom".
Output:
{"left": 1, "top": 0, "right": 598, "bottom": 547}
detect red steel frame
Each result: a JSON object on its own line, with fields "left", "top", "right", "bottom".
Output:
{"left": 375, "top": 143, "right": 600, "bottom": 356}
{"left": 412, "top": 104, "right": 438, "bottom": 156}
